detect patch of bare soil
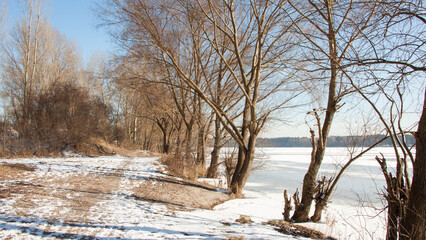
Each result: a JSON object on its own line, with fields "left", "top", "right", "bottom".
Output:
{"left": 0, "top": 163, "right": 36, "bottom": 179}
{"left": 133, "top": 176, "right": 230, "bottom": 210}
{"left": 1, "top": 164, "right": 122, "bottom": 223}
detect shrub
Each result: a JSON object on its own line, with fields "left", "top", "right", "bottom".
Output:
{"left": 5, "top": 82, "right": 115, "bottom": 156}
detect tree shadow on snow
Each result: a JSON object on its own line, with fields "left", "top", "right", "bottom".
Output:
{"left": 0, "top": 215, "right": 216, "bottom": 239}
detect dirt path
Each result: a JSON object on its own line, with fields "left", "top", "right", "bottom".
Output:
{"left": 0, "top": 155, "right": 231, "bottom": 239}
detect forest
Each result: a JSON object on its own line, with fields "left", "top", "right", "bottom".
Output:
{"left": 260, "top": 135, "right": 416, "bottom": 147}
{"left": 0, "top": 0, "right": 425, "bottom": 239}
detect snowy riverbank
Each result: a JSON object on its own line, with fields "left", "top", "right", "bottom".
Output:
{"left": 0, "top": 147, "right": 395, "bottom": 239}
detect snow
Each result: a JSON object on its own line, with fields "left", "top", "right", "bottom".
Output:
{"left": 0, "top": 147, "right": 395, "bottom": 239}
{"left": 1, "top": 155, "right": 300, "bottom": 239}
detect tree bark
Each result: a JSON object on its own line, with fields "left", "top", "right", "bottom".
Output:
{"left": 292, "top": 146, "right": 325, "bottom": 222}
{"left": 196, "top": 124, "right": 206, "bottom": 175}
{"left": 283, "top": 189, "right": 292, "bottom": 221}
{"left": 183, "top": 122, "right": 194, "bottom": 177}
{"left": 207, "top": 115, "right": 222, "bottom": 178}
{"left": 230, "top": 134, "right": 256, "bottom": 197}
{"left": 311, "top": 198, "right": 327, "bottom": 223}
{"left": 162, "top": 129, "right": 170, "bottom": 153}
{"left": 387, "top": 186, "right": 399, "bottom": 240}
{"left": 230, "top": 100, "right": 251, "bottom": 196}
{"left": 401, "top": 87, "right": 426, "bottom": 240}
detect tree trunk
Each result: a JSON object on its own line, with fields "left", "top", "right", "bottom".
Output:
{"left": 400, "top": 87, "right": 426, "bottom": 240}
{"left": 207, "top": 145, "right": 220, "bottom": 178}
{"left": 387, "top": 193, "right": 399, "bottom": 240}
{"left": 207, "top": 115, "right": 222, "bottom": 178}
{"left": 292, "top": 128, "right": 325, "bottom": 222}
{"left": 283, "top": 189, "right": 292, "bottom": 222}
{"left": 184, "top": 124, "right": 193, "bottom": 168}
{"left": 291, "top": 147, "right": 325, "bottom": 222}
{"left": 196, "top": 125, "right": 206, "bottom": 176}
{"left": 311, "top": 198, "right": 327, "bottom": 223}
{"left": 132, "top": 116, "right": 138, "bottom": 144}
{"left": 230, "top": 134, "right": 256, "bottom": 197}
{"left": 231, "top": 99, "right": 250, "bottom": 195}
{"left": 162, "top": 128, "right": 170, "bottom": 153}
{"left": 292, "top": 48, "right": 338, "bottom": 222}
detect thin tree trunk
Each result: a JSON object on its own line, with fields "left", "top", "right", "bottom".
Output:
{"left": 283, "top": 189, "right": 292, "bottom": 221}
{"left": 162, "top": 130, "right": 170, "bottom": 153}
{"left": 311, "top": 199, "right": 327, "bottom": 223}
{"left": 183, "top": 122, "right": 194, "bottom": 176}
{"left": 207, "top": 115, "right": 221, "bottom": 178}
{"left": 133, "top": 117, "right": 138, "bottom": 144}
{"left": 196, "top": 124, "right": 206, "bottom": 175}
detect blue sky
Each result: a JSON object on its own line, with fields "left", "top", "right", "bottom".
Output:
{"left": 6, "top": 0, "right": 114, "bottom": 63}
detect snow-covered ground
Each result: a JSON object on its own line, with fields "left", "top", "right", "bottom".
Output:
{"left": 0, "top": 147, "right": 396, "bottom": 239}
{"left": 0, "top": 153, "right": 304, "bottom": 239}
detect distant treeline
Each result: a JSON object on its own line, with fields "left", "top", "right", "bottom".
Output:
{"left": 257, "top": 135, "right": 416, "bottom": 147}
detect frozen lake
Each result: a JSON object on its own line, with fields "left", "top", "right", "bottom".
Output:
{"left": 207, "top": 147, "right": 403, "bottom": 238}
{"left": 247, "top": 147, "right": 400, "bottom": 205}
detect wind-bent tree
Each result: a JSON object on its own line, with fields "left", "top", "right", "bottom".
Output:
{"left": 286, "top": 0, "right": 381, "bottom": 222}
{"left": 100, "top": 0, "right": 300, "bottom": 196}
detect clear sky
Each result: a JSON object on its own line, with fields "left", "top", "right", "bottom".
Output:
{"left": 5, "top": 0, "right": 114, "bottom": 63}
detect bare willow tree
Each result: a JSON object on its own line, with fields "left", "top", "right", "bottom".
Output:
{"left": 100, "top": 0, "right": 300, "bottom": 196}
{"left": 345, "top": 1, "right": 425, "bottom": 239}
{"left": 284, "top": 0, "right": 382, "bottom": 222}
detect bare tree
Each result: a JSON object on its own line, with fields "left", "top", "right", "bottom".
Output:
{"left": 285, "top": 0, "right": 382, "bottom": 222}
{"left": 86, "top": 52, "right": 118, "bottom": 107}
{"left": 100, "top": 0, "right": 300, "bottom": 196}
{"left": 1, "top": 0, "right": 81, "bottom": 150}
{"left": 111, "top": 58, "right": 185, "bottom": 153}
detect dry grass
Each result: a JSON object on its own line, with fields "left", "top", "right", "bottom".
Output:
{"left": 132, "top": 177, "right": 230, "bottom": 210}
{"left": 158, "top": 154, "right": 208, "bottom": 181}
{"left": 159, "top": 154, "right": 189, "bottom": 179}
{"left": 267, "top": 220, "right": 337, "bottom": 240}
{"left": 75, "top": 138, "right": 161, "bottom": 158}
{"left": 235, "top": 215, "right": 253, "bottom": 224}
{"left": 0, "top": 137, "right": 161, "bottom": 158}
